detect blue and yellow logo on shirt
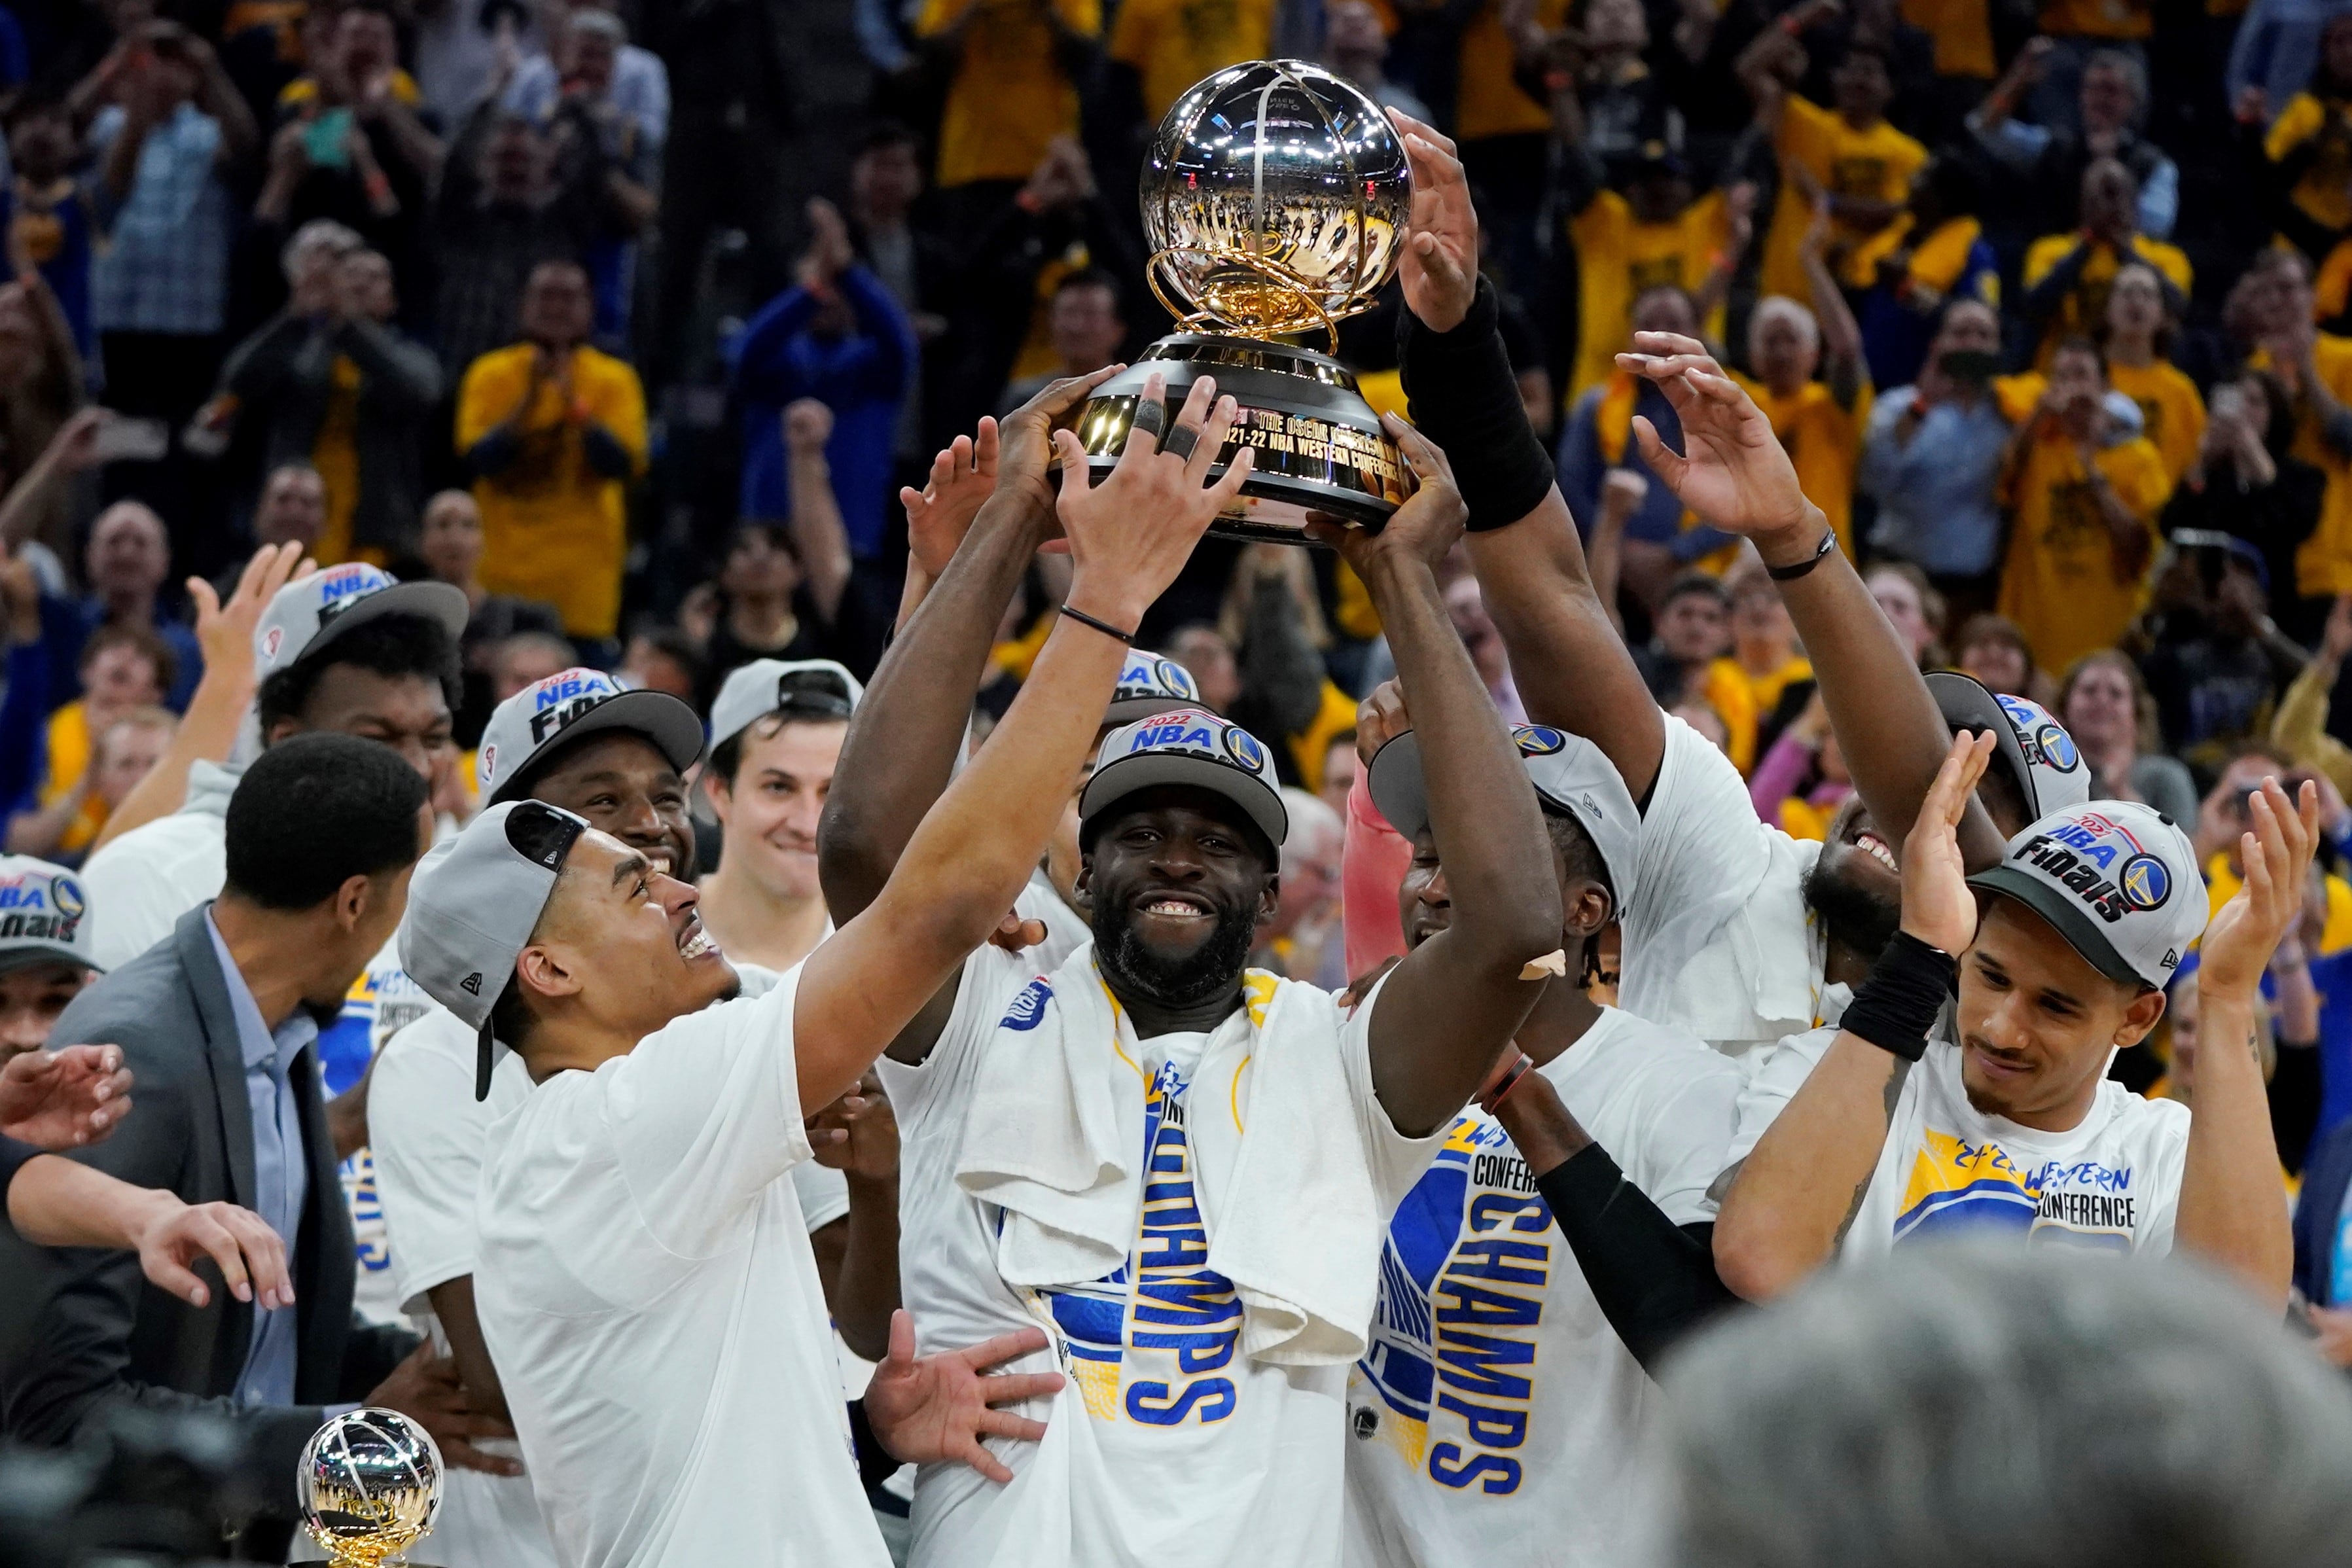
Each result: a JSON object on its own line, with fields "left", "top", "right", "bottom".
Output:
{"left": 1892, "top": 1127, "right": 2137, "bottom": 1250}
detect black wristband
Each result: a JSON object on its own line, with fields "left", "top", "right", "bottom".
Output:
{"left": 1839, "top": 930, "right": 1956, "bottom": 1063}
{"left": 1397, "top": 274, "right": 1554, "bottom": 531}
{"left": 1764, "top": 529, "right": 1837, "bottom": 581}
{"left": 1058, "top": 603, "right": 1135, "bottom": 644}
{"left": 846, "top": 1398, "right": 899, "bottom": 1493}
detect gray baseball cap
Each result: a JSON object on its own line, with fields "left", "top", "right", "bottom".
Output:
{"left": 0, "top": 855, "right": 100, "bottom": 977}
{"left": 255, "top": 563, "right": 469, "bottom": 680}
{"left": 1928, "top": 672, "right": 2092, "bottom": 823}
{"left": 400, "top": 800, "right": 588, "bottom": 1099}
{"left": 1079, "top": 707, "right": 1288, "bottom": 853}
{"left": 1367, "top": 724, "right": 1641, "bottom": 913}
{"left": 1108, "top": 647, "right": 1203, "bottom": 724}
{"left": 1965, "top": 801, "right": 2203, "bottom": 990}
{"left": 708, "top": 658, "right": 863, "bottom": 753}
{"left": 476, "top": 666, "right": 705, "bottom": 806}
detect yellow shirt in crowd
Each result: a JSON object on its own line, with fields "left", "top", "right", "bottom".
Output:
{"left": 2018, "top": 233, "right": 2194, "bottom": 366}
{"left": 1997, "top": 431, "right": 2171, "bottom": 674}
{"left": 2264, "top": 93, "right": 2352, "bottom": 240}
{"left": 37, "top": 702, "right": 105, "bottom": 855}
{"left": 1731, "top": 371, "right": 1874, "bottom": 559}
{"left": 2105, "top": 358, "right": 2207, "bottom": 486}
{"left": 1565, "top": 188, "right": 1732, "bottom": 399}
{"left": 1762, "top": 96, "right": 1926, "bottom": 300}
{"left": 454, "top": 344, "right": 648, "bottom": 641}
{"left": 2283, "top": 331, "right": 2352, "bottom": 595}
{"left": 1109, "top": 0, "right": 1274, "bottom": 120}
{"left": 2207, "top": 852, "right": 2352, "bottom": 955}
{"left": 2038, "top": 0, "right": 2151, "bottom": 38}
{"left": 918, "top": 0, "right": 1101, "bottom": 188}
{"left": 1901, "top": 0, "right": 1995, "bottom": 78}
{"left": 1702, "top": 653, "right": 1813, "bottom": 777}
{"left": 1454, "top": 0, "right": 1565, "bottom": 142}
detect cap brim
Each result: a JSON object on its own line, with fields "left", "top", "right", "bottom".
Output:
{"left": 487, "top": 689, "right": 707, "bottom": 805}
{"left": 300, "top": 580, "right": 472, "bottom": 667}
{"left": 1367, "top": 732, "right": 1430, "bottom": 840}
{"left": 1965, "top": 867, "right": 2150, "bottom": 989}
{"left": 1080, "top": 750, "right": 1287, "bottom": 853}
{"left": 0, "top": 944, "right": 99, "bottom": 979}
{"left": 1104, "top": 695, "right": 1197, "bottom": 726}
{"left": 1927, "top": 671, "right": 2040, "bottom": 819}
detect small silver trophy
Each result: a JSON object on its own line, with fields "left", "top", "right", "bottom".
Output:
{"left": 297, "top": 1408, "right": 444, "bottom": 1567}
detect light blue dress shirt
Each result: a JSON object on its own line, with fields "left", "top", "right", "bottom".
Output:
{"left": 1858, "top": 387, "right": 2015, "bottom": 579}
{"left": 205, "top": 912, "right": 318, "bottom": 1407}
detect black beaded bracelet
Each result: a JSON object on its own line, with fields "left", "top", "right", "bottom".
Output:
{"left": 1839, "top": 931, "right": 1957, "bottom": 1063}
{"left": 1764, "top": 529, "right": 1838, "bottom": 582}
{"left": 1058, "top": 603, "right": 1135, "bottom": 645}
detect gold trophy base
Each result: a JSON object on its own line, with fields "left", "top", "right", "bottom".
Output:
{"left": 1066, "top": 334, "right": 1410, "bottom": 544}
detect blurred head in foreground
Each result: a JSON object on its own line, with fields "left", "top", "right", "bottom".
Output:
{"left": 1645, "top": 1247, "right": 2352, "bottom": 1568}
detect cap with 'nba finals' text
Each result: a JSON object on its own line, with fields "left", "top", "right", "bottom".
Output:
{"left": 255, "top": 563, "right": 469, "bottom": 680}
{"left": 707, "top": 658, "right": 863, "bottom": 753}
{"left": 1965, "top": 802, "right": 2205, "bottom": 990}
{"left": 400, "top": 800, "right": 589, "bottom": 1099}
{"left": 1079, "top": 707, "right": 1289, "bottom": 853}
{"left": 1107, "top": 647, "right": 1203, "bottom": 724}
{"left": 476, "top": 666, "right": 706, "bottom": 806}
{"left": 1367, "top": 724, "right": 1641, "bottom": 916}
{"left": 1927, "top": 671, "right": 2091, "bottom": 821}
{"left": 0, "top": 855, "right": 99, "bottom": 976}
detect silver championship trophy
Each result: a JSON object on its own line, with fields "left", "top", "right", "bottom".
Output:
{"left": 298, "top": 1408, "right": 444, "bottom": 1567}
{"left": 1069, "top": 59, "right": 1414, "bottom": 543}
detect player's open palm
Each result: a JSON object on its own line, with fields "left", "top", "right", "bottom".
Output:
{"left": 1387, "top": 109, "right": 1476, "bottom": 332}
{"left": 2201, "top": 777, "right": 2319, "bottom": 1001}
{"left": 865, "top": 1310, "right": 1065, "bottom": 1483}
{"left": 1052, "top": 371, "right": 1250, "bottom": 622}
{"left": 1618, "top": 332, "right": 1812, "bottom": 539}
{"left": 901, "top": 418, "right": 1001, "bottom": 579}
{"left": 1900, "top": 731, "right": 1997, "bottom": 955}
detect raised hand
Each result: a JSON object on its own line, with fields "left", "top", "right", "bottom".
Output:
{"left": 1, "top": 1044, "right": 133, "bottom": 1150}
{"left": 1304, "top": 415, "right": 1466, "bottom": 573}
{"left": 2201, "top": 777, "right": 2321, "bottom": 1001}
{"left": 187, "top": 540, "right": 310, "bottom": 685}
{"left": 783, "top": 397, "right": 835, "bottom": 454}
{"left": 900, "top": 418, "right": 1002, "bottom": 578}
{"left": 1386, "top": 109, "right": 1478, "bottom": 333}
{"left": 1050, "top": 371, "right": 1251, "bottom": 629}
{"left": 1618, "top": 331, "right": 1818, "bottom": 554}
{"left": 997, "top": 366, "right": 1122, "bottom": 501}
{"left": 1898, "top": 730, "right": 1997, "bottom": 955}
{"left": 135, "top": 1198, "right": 293, "bottom": 1311}
{"left": 864, "top": 1311, "right": 1064, "bottom": 1483}
{"left": 1355, "top": 679, "right": 1410, "bottom": 766}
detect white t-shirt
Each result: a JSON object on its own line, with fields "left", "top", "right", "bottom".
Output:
{"left": 359, "top": 1005, "right": 555, "bottom": 1568}
{"left": 78, "top": 758, "right": 241, "bottom": 969}
{"left": 1342, "top": 1007, "right": 1743, "bottom": 1568}
{"left": 1727, "top": 1032, "right": 2192, "bottom": 1257}
{"left": 880, "top": 944, "right": 1441, "bottom": 1568}
{"left": 474, "top": 961, "right": 889, "bottom": 1568}
{"left": 1618, "top": 715, "right": 1836, "bottom": 1064}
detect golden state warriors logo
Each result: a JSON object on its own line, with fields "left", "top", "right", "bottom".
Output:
{"left": 2120, "top": 853, "right": 2170, "bottom": 911}
{"left": 49, "top": 876, "right": 84, "bottom": 921}
{"left": 1512, "top": 726, "right": 1567, "bottom": 757}
{"left": 1154, "top": 658, "right": 1197, "bottom": 700}
{"left": 1221, "top": 724, "right": 1269, "bottom": 775}
{"left": 2035, "top": 722, "right": 2081, "bottom": 773}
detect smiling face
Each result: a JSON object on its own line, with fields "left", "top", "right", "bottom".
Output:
{"left": 522, "top": 829, "right": 737, "bottom": 1048}
{"left": 522, "top": 731, "right": 696, "bottom": 880}
{"left": 0, "top": 959, "right": 93, "bottom": 1056}
{"left": 709, "top": 717, "right": 846, "bottom": 903}
{"left": 1077, "top": 786, "right": 1277, "bottom": 1011}
{"left": 1955, "top": 898, "right": 2164, "bottom": 1126}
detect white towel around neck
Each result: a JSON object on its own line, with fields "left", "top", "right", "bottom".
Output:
{"left": 954, "top": 941, "right": 1393, "bottom": 1366}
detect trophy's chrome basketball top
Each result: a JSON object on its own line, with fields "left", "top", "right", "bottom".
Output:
{"left": 1071, "top": 60, "right": 1415, "bottom": 541}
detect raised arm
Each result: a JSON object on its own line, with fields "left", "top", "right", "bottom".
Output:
{"left": 2175, "top": 777, "right": 2313, "bottom": 1307}
{"left": 1385, "top": 109, "right": 1669, "bottom": 796}
{"left": 796, "top": 376, "right": 1252, "bottom": 1107}
{"left": 1616, "top": 336, "right": 2003, "bottom": 866}
{"left": 819, "top": 370, "right": 1115, "bottom": 923}
{"left": 1713, "top": 731, "right": 1997, "bottom": 1299}
{"left": 1310, "top": 425, "right": 1564, "bottom": 1135}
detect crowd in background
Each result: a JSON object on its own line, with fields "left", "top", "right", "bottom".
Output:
{"left": 6, "top": 0, "right": 2352, "bottom": 1161}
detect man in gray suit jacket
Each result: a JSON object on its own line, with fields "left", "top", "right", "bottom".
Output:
{"left": 3, "top": 734, "right": 507, "bottom": 1555}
